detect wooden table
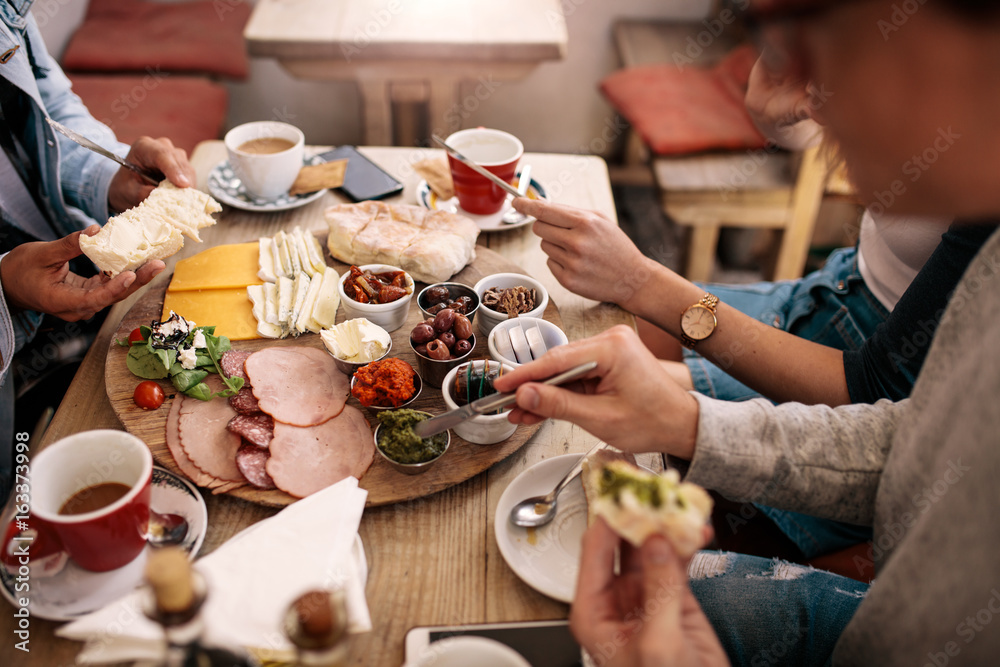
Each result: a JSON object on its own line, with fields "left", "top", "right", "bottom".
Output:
{"left": 3, "top": 142, "right": 633, "bottom": 666}
{"left": 244, "top": 0, "right": 568, "bottom": 146}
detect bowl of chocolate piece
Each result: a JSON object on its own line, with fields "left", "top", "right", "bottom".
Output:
{"left": 473, "top": 273, "right": 549, "bottom": 336}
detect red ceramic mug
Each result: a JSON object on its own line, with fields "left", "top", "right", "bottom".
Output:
{"left": 26, "top": 430, "right": 152, "bottom": 572}
{"left": 446, "top": 128, "right": 523, "bottom": 215}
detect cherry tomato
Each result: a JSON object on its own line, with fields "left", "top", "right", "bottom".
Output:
{"left": 133, "top": 381, "right": 165, "bottom": 410}
{"left": 128, "top": 327, "right": 144, "bottom": 345}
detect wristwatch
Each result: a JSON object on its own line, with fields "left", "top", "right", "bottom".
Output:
{"left": 680, "top": 293, "right": 720, "bottom": 349}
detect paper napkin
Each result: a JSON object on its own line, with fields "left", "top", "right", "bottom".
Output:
{"left": 58, "top": 477, "right": 370, "bottom": 664}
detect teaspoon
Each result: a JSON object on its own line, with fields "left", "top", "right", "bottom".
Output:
{"left": 147, "top": 510, "right": 188, "bottom": 548}
{"left": 509, "top": 441, "right": 607, "bottom": 528}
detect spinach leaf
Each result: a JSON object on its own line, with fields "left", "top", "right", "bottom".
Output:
{"left": 183, "top": 382, "right": 214, "bottom": 401}
{"left": 126, "top": 345, "right": 169, "bottom": 379}
{"left": 171, "top": 369, "right": 209, "bottom": 393}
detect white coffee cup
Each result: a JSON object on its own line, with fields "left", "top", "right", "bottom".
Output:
{"left": 224, "top": 121, "right": 305, "bottom": 200}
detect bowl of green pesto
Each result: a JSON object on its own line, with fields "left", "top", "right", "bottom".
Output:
{"left": 374, "top": 409, "right": 450, "bottom": 475}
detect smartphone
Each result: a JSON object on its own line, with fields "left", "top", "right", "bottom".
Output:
{"left": 404, "top": 620, "right": 583, "bottom": 666}
{"left": 316, "top": 145, "right": 404, "bottom": 202}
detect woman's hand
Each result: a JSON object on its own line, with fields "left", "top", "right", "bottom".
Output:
{"left": 513, "top": 198, "right": 656, "bottom": 311}
{"left": 108, "top": 136, "right": 196, "bottom": 212}
{"left": 0, "top": 226, "right": 164, "bottom": 321}
{"left": 570, "top": 519, "right": 728, "bottom": 667}
{"left": 744, "top": 53, "right": 823, "bottom": 150}
{"left": 492, "top": 325, "right": 699, "bottom": 459}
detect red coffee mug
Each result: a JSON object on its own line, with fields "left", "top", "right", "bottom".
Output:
{"left": 446, "top": 128, "right": 523, "bottom": 215}
{"left": 26, "top": 430, "right": 153, "bottom": 573}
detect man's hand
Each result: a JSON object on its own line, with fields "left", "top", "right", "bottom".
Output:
{"left": 0, "top": 226, "right": 164, "bottom": 321}
{"left": 492, "top": 325, "right": 699, "bottom": 459}
{"left": 570, "top": 519, "right": 728, "bottom": 667}
{"left": 108, "top": 136, "right": 196, "bottom": 213}
{"left": 513, "top": 198, "right": 654, "bottom": 310}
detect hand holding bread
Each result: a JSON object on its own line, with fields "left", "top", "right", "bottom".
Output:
{"left": 108, "top": 136, "right": 197, "bottom": 213}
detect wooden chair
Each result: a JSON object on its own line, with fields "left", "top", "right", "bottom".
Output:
{"left": 606, "top": 19, "right": 832, "bottom": 282}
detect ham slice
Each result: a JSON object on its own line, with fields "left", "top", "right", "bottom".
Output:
{"left": 178, "top": 374, "right": 246, "bottom": 483}
{"left": 245, "top": 347, "right": 348, "bottom": 426}
{"left": 165, "top": 393, "right": 214, "bottom": 487}
{"left": 266, "top": 405, "right": 374, "bottom": 498}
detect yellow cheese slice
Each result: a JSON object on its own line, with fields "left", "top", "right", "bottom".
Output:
{"left": 162, "top": 289, "right": 259, "bottom": 341}
{"left": 167, "top": 242, "right": 264, "bottom": 292}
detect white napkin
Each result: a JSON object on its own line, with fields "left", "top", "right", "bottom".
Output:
{"left": 57, "top": 477, "right": 370, "bottom": 664}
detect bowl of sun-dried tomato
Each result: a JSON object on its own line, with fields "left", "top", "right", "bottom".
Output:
{"left": 338, "top": 264, "right": 415, "bottom": 332}
{"left": 350, "top": 357, "right": 422, "bottom": 412}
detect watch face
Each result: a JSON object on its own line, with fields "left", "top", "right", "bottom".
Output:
{"left": 681, "top": 305, "right": 717, "bottom": 341}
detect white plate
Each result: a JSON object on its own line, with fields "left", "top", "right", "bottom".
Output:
{"left": 0, "top": 467, "right": 208, "bottom": 621}
{"left": 416, "top": 169, "right": 546, "bottom": 232}
{"left": 207, "top": 154, "right": 328, "bottom": 212}
{"left": 494, "top": 454, "right": 589, "bottom": 603}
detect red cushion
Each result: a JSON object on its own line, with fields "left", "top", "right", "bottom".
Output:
{"left": 62, "top": 1, "right": 251, "bottom": 80}
{"left": 600, "top": 45, "right": 767, "bottom": 156}
{"left": 69, "top": 75, "right": 228, "bottom": 155}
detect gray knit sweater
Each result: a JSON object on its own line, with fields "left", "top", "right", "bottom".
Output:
{"left": 686, "top": 224, "right": 1000, "bottom": 665}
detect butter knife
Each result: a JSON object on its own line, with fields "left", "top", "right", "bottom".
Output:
{"left": 46, "top": 117, "right": 162, "bottom": 185}
{"left": 431, "top": 133, "right": 523, "bottom": 199}
{"left": 412, "top": 361, "right": 598, "bottom": 439}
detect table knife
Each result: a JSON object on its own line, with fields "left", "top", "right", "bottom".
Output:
{"left": 412, "top": 361, "right": 598, "bottom": 439}
{"left": 431, "top": 133, "right": 523, "bottom": 199}
{"left": 45, "top": 117, "right": 162, "bottom": 185}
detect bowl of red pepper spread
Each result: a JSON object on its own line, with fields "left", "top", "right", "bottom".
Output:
{"left": 350, "top": 357, "right": 422, "bottom": 410}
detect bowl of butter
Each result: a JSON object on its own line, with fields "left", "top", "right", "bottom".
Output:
{"left": 321, "top": 317, "right": 393, "bottom": 375}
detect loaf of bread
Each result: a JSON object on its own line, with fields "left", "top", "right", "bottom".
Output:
{"left": 325, "top": 202, "right": 478, "bottom": 283}
{"left": 80, "top": 181, "right": 220, "bottom": 276}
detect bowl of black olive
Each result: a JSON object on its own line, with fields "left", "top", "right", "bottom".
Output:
{"left": 416, "top": 282, "right": 480, "bottom": 324}
{"left": 409, "top": 305, "right": 476, "bottom": 388}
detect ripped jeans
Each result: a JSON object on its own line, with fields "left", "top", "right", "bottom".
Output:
{"left": 688, "top": 551, "right": 869, "bottom": 667}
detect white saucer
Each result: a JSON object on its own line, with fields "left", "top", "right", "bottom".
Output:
{"left": 416, "top": 170, "right": 546, "bottom": 232}
{"left": 0, "top": 467, "right": 208, "bottom": 622}
{"left": 494, "top": 454, "right": 589, "bottom": 603}
{"left": 207, "top": 154, "right": 328, "bottom": 213}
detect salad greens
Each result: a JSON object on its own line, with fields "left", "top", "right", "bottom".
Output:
{"left": 121, "top": 323, "right": 244, "bottom": 401}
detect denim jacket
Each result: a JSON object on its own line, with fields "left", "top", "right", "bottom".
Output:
{"left": 0, "top": 3, "right": 127, "bottom": 384}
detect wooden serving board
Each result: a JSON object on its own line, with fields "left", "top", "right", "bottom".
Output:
{"left": 106, "top": 246, "right": 562, "bottom": 507}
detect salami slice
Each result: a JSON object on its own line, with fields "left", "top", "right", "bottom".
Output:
{"left": 229, "top": 386, "right": 261, "bottom": 415}
{"left": 236, "top": 442, "right": 276, "bottom": 490}
{"left": 221, "top": 349, "right": 252, "bottom": 381}
{"left": 227, "top": 413, "right": 274, "bottom": 449}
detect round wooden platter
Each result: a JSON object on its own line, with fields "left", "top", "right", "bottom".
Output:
{"left": 106, "top": 245, "right": 562, "bottom": 507}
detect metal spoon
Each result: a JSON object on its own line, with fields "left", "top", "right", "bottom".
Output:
{"left": 509, "top": 441, "right": 607, "bottom": 528}
{"left": 147, "top": 510, "right": 188, "bottom": 547}
{"left": 502, "top": 164, "right": 533, "bottom": 224}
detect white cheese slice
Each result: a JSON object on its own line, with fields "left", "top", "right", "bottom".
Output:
{"left": 247, "top": 284, "right": 281, "bottom": 338}
{"left": 291, "top": 228, "right": 316, "bottom": 277}
{"left": 289, "top": 273, "right": 310, "bottom": 335}
{"left": 296, "top": 273, "right": 324, "bottom": 334}
{"left": 524, "top": 325, "right": 547, "bottom": 360}
{"left": 263, "top": 281, "right": 280, "bottom": 325}
{"left": 258, "top": 237, "right": 277, "bottom": 282}
{"left": 282, "top": 231, "right": 303, "bottom": 276}
{"left": 507, "top": 324, "right": 533, "bottom": 364}
{"left": 304, "top": 229, "right": 327, "bottom": 274}
{"left": 271, "top": 234, "right": 288, "bottom": 279}
{"left": 311, "top": 267, "right": 341, "bottom": 328}
{"left": 276, "top": 232, "right": 294, "bottom": 278}
{"left": 277, "top": 275, "right": 294, "bottom": 333}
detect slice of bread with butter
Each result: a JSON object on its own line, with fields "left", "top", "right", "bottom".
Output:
{"left": 80, "top": 181, "right": 221, "bottom": 277}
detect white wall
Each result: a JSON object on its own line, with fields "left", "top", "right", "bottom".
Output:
{"left": 34, "top": 0, "right": 714, "bottom": 154}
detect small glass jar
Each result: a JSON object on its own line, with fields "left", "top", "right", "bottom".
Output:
{"left": 283, "top": 588, "right": 350, "bottom": 666}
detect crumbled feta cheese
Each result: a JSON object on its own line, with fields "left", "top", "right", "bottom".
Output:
{"left": 192, "top": 330, "right": 207, "bottom": 349}
{"left": 178, "top": 347, "right": 198, "bottom": 370}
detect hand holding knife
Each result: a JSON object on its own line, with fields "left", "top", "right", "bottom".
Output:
{"left": 46, "top": 117, "right": 163, "bottom": 186}
{"left": 412, "top": 361, "right": 597, "bottom": 439}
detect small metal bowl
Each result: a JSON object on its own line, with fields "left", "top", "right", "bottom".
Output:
{"left": 417, "top": 282, "right": 480, "bottom": 323}
{"left": 373, "top": 412, "right": 451, "bottom": 475}
{"left": 350, "top": 361, "right": 423, "bottom": 412}
{"left": 329, "top": 338, "right": 392, "bottom": 376}
{"left": 410, "top": 333, "right": 476, "bottom": 388}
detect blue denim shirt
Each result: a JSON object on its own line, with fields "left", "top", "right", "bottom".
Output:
{"left": 0, "top": 4, "right": 128, "bottom": 383}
